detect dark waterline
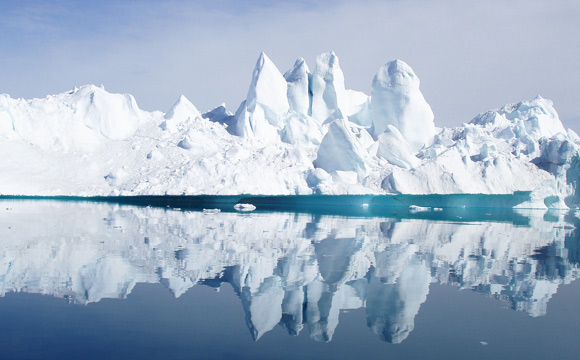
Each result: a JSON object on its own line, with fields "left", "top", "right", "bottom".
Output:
{"left": 0, "top": 192, "right": 535, "bottom": 220}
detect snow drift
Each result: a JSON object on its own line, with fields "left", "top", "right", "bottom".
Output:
{"left": 1, "top": 52, "right": 579, "bottom": 208}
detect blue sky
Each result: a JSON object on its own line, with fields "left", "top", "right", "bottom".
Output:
{"left": 1, "top": 0, "right": 579, "bottom": 130}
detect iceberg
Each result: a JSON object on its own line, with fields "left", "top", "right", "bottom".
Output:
{"left": 234, "top": 203, "right": 257, "bottom": 212}
{"left": 0, "top": 52, "right": 579, "bottom": 208}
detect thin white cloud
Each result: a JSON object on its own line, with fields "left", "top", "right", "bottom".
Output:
{"left": 0, "top": 3, "right": 60, "bottom": 32}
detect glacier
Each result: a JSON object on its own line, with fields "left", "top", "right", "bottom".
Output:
{"left": 1, "top": 52, "right": 579, "bottom": 209}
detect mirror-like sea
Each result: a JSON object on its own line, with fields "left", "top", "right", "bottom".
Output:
{"left": 0, "top": 198, "right": 579, "bottom": 359}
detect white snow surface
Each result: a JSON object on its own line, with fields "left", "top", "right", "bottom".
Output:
{"left": 1, "top": 52, "right": 579, "bottom": 208}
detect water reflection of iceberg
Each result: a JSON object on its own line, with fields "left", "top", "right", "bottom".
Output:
{"left": 0, "top": 200, "right": 578, "bottom": 343}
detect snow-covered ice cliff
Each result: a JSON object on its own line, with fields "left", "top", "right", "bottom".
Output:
{"left": 1, "top": 52, "right": 579, "bottom": 208}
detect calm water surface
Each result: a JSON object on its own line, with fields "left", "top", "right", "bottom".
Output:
{"left": 0, "top": 199, "right": 579, "bottom": 359}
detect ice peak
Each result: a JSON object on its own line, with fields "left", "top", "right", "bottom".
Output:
{"left": 314, "top": 51, "right": 341, "bottom": 81}
{"left": 173, "top": 94, "right": 194, "bottom": 108}
{"left": 470, "top": 96, "right": 565, "bottom": 139}
{"left": 246, "top": 52, "right": 288, "bottom": 110}
{"left": 81, "top": 84, "right": 105, "bottom": 91}
{"left": 232, "top": 52, "right": 289, "bottom": 138}
{"left": 284, "top": 57, "right": 310, "bottom": 83}
{"left": 254, "top": 52, "right": 268, "bottom": 73}
{"left": 165, "top": 94, "right": 199, "bottom": 120}
{"left": 284, "top": 57, "right": 311, "bottom": 115}
{"left": 161, "top": 94, "right": 200, "bottom": 134}
{"left": 177, "top": 94, "right": 189, "bottom": 103}
{"left": 310, "top": 52, "right": 348, "bottom": 122}
{"left": 69, "top": 84, "right": 106, "bottom": 97}
{"left": 373, "top": 59, "right": 420, "bottom": 93}
{"left": 253, "top": 52, "right": 276, "bottom": 79}
{"left": 202, "top": 103, "right": 233, "bottom": 125}
{"left": 371, "top": 60, "right": 434, "bottom": 151}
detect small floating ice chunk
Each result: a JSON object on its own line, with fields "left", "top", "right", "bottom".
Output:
{"left": 409, "top": 205, "right": 431, "bottom": 213}
{"left": 203, "top": 208, "right": 221, "bottom": 214}
{"left": 480, "top": 341, "right": 488, "bottom": 346}
{"left": 234, "top": 203, "right": 256, "bottom": 212}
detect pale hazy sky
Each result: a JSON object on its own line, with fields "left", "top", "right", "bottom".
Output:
{"left": 1, "top": 0, "right": 579, "bottom": 130}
